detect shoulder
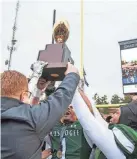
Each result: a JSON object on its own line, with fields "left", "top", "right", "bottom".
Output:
{"left": 2, "top": 104, "right": 35, "bottom": 127}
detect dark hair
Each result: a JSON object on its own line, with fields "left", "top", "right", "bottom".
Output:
{"left": 106, "top": 116, "right": 112, "bottom": 123}
{"left": 120, "top": 102, "right": 137, "bottom": 130}
{"left": 45, "top": 81, "right": 56, "bottom": 96}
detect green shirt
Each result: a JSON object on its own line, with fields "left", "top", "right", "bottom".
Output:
{"left": 51, "top": 121, "right": 91, "bottom": 159}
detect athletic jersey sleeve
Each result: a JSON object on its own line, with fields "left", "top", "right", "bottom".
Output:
{"left": 72, "top": 91, "right": 126, "bottom": 159}
{"left": 85, "top": 92, "right": 108, "bottom": 128}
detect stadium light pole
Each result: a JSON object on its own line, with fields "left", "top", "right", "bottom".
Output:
{"left": 7, "top": 0, "right": 20, "bottom": 70}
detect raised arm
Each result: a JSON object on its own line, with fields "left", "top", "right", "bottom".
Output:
{"left": 28, "top": 61, "right": 50, "bottom": 105}
{"left": 78, "top": 88, "right": 108, "bottom": 128}
{"left": 78, "top": 89, "right": 93, "bottom": 113}
{"left": 72, "top": 90, "right": 126, "bottom": 159}
{"left": 29, "top": 62, "right": 80, "bottom": 140}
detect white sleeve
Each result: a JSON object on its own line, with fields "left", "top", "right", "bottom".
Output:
{"left": 72, "top": 91, "right": 126, "bottom": 159}
{"left": 83, "top": 130, "right": 93, "bottom": 148}
{"left": 85, "top": 92, "right": 108, "bottom": 128}
{"left": 28, "top": 76, "right": 42, "bottom": 97}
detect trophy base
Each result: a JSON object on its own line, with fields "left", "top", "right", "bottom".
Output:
{"left": 41, "top": 63, "right": 67, "bottom": 81}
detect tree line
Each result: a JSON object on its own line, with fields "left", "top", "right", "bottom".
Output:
{"left": 93, "top": 93, "right": 132, "bottom": 105}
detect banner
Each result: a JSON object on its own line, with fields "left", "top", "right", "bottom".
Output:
{"left": 119, "top": 39, "right": 137, "bottom": 94}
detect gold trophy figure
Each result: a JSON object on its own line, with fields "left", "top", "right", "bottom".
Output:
{"left": 53, "top": 20, "right": 70, "bottom": 44}
{"left": 37, "top": 19, "right": 74, "bottom": 81}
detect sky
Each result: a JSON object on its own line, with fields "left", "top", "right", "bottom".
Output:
{"left": 1, "top": 0, "right": 137, "bottom": 101}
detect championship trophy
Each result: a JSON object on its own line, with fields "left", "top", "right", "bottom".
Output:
{"left": 37, "top": 20, "right": 74, "bottom": 81}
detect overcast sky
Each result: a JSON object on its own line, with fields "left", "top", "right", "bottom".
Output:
{"left": 1, "top": 0, "right": 137, "bottom": 100}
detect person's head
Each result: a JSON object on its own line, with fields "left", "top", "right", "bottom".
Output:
{"left": 106, "top": 115, "right": 112, "bottom": 123}
{"left": 1, "top": 70, "right": 30, "bottom": 104}
{"left": 110, "top": 108, "right": 121, "bottom": 124}
{"left": 45, "top": 81, "right": 55, "bottom": 97}
{"left": 37, "top": 77, "right": 48, "bottom": 90}
{"left": 110, "top": 103, "right": 137, "bottom": 130}
{"left": 130, "top": 93, "right": 137, "bottom": 101}
{"left": 61, "top": 105, "right": 77, "bottom": 124}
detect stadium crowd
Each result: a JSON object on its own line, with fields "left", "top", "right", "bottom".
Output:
{"left": 122, "top": 67, "right": 137, "bottom": 84}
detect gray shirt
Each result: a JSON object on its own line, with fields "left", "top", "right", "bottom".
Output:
{"left": 1, "top": 73, "right": 80, "bottom": 159}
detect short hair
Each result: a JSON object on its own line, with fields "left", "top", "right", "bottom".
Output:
{"left": 0, "top": 70, "right": 28, "bottom": 97}
{"left": 106, "top": 115, "right": 112, "bottom": 123}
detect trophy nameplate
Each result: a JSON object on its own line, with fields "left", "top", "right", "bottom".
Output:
{"left": 37, "top": 20, "right": 74, "bottom": 81}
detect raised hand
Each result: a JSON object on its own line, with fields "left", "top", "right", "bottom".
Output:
{"left": 65, "top": 62, "right": 79, "bottom": 76}
{"left": 30, "top": 61, "right": 48, "bottom": 77}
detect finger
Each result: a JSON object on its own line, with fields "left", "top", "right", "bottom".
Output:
{"left": 49, "top": 151, "right": 52, "bottom": 155}
{"left": 67, "top": 62, "right": 71, "bottom": 67}
{"left": 47, "top": 149, "right": 51, "bottom": 154}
